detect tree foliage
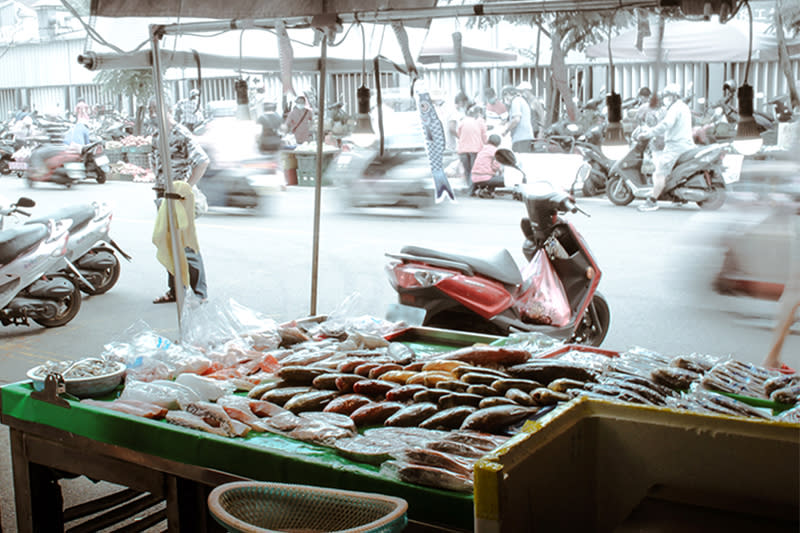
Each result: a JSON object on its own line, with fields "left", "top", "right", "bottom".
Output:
{"left": 93, "top": 69, "right": 154, "bottom": 104}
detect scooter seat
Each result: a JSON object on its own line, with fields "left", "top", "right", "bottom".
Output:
{"left": 0, "top": 224, "right": 48, "bottom": 265}
{"left": 401, "top": 245, "right": 522, "bottom": 286}
{"left": 674, "top": 146, "right": 707, "bottom": 166}
{"left": 27, "top": 204, "right": 95, "bottom": 232}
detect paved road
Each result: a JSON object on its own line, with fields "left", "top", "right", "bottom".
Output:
{"left": 0, "top": 176, "right": 797, "bottom": 530}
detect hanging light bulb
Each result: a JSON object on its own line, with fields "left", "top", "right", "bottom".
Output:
{"left": 732, "top": 86, "right": 763, "bottom": 157}
{"left": 602, "top": 93, "right": 628, "bottom": 161}
{"left": 349, "top": 85, "right": 376, "bottom": 148}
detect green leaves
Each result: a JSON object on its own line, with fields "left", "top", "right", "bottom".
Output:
{"left": 93, "top": 69, "right": 154, "bottom": 104}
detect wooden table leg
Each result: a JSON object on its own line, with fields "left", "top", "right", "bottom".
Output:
{"left": 165, "top": 475, "right": 227, "bottom": 532}
{"left": 10, "top": 429, "right": 65, "bottom": 533}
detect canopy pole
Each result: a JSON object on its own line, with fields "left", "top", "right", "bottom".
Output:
{"left": 150, "top": 24, "right": 187, "bottom": 340}
{"left": 309, "top": 36, "right": 328, "bottom": 316}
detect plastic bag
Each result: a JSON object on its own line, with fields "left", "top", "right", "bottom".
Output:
{"left": 192, "top": 185, "right": 208, "bottom": 218}
{"left": 180, "top": 295, "right": 280, "bottom": 353}
{"left": 515, "top": 249, "right": 571, "bottom": 327}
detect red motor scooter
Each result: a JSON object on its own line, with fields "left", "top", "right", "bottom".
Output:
{"left": 385, "top": 149, "right": 610, "bottom": 346}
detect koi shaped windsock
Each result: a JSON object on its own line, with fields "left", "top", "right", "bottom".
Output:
{"left": 276, "top": 21, "right": 295, "bottom": 98}
{"left": 416, "top": 82, "right": 456, "bottom": 204}
{"left": 391, "top": 22, "right": 419, "bottom": 82}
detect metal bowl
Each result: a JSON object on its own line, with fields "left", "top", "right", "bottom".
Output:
{"left": 27, "top": 361, "right": 126, "bottom": 398}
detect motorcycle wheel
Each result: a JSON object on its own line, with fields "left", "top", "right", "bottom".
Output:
{"left": 82, "top": 253, "right": 121, "bottom": 295}
{"left": 571, "top": 292, "right": 610, "bottom": 347}
{"left": 697, "top": 185, "right": 726, "bottom": 211}
{"left": 32, "top": 279, "right": 82, "bottom": 328}
{"left": 26, "top": 177, "right": 35, "bottom": 188}
{"left": 606, "top": 178, "right": 635, "bottom": 206}
{"left": 0, "top": 158, "right": 10, "bottom": 175}
{"left": 95, "top": 170, "right": 107, "bottom": 184}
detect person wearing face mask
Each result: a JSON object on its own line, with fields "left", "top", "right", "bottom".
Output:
{"left": 637, "top": 83, "right": 694, "bottom": 212}
{"left": 485, "top": 87, "right": 507, "bottom": 116}
{"left": 285, "top": 95, "right": 314, "bottom": 144}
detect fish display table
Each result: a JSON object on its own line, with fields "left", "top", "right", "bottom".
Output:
{"left": 0, "top": 382, "right": 473, "bottom": 532}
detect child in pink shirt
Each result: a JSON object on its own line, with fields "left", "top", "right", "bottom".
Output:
{"left": 457, "top": 105, "right": 488, "bottom": 187}
{"left": 470, "top": 134, "right": 503, "bottom": 196}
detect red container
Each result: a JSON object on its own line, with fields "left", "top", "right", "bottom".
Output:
{"left": 284, "top": 168, "right": 297, "bottom": 186}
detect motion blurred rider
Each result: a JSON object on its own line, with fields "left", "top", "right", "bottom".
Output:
{"left": 638, "top": 83, "right": 694, "bottom": 212}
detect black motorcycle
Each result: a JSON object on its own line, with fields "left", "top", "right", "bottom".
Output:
{"left": 606, "top": 130, "right": 728, "bottom": 210}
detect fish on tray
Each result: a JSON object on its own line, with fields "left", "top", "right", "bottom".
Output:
{"left": 179, "top": 400, "right": 251, "bottom": 437}
{"left": 283, "top": 390, "right": 339, "bottom": 413}
{"left": 350, "top": 402, "right": 405, "bottom": 427}
{"left": 460, "top": 405, "right": 537, "bottom": 434}
{"left": 398, "top": 447, "right": 475, "bottom": 477}
{"left": 81, "top": 399, "right": 167, "bottom": 419}
{"left": 432, "top": 346, "right": 530, "bottom": 366}
{"left": 425, "top": 439, "right": 486, "bottom": 459}
{"left": 166, "top": 411, "right": 230, "bottom": 437}
{"left": 352, "top": 379, "right": 398, "bottom": 398}
{"left": 260, "top": 386, "right": 314, "bottom": 406}
{"left": 384, "top": 402, "right": 439, "bottom": 427}
{"left": 419, "top": 406, "right": 476, "bottom": 430}
{"left": 388, "top": 461, "right": 473, "bottom": 493}
{"left": 299, "top": 411, "right": 357, "bottom": 432}
{"left": 385, "top": 384, "right": 429, "bottom": 402}
{"left": 333, "top": 436, "right": 399, "bottom": 465}
{"left": 507, "top": 360, "right": 596, "bottom": 385}
{"left": 289, "top": 421, "right": 356, "bottom": 445}
{"left": 215, "top": 395, "right": 267, "bottom": 431}
{"left": 323, "top": 394, "right": 372, "bottom": 416}
{"left": 266, "top": 411, "right": 304, "bottom": 431}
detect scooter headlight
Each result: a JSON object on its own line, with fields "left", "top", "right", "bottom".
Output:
{"left": 386, "top": 262, "right": 455, "bottom": 289}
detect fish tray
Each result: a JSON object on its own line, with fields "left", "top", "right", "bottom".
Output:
{"left": 385, "top": 326, "right": 502, "bottom": 348}
{"left": 208, "top": 481, "right": 408, "bottom": 533}
{"left": 474, "top": 397, "right": 800, "bottom": 533}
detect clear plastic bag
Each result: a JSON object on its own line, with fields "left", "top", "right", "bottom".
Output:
{"left": 180, "top": 295, "right": 281, "bottom": 352}
{"left": 515, "top": 249, "right": 571, "bottom": 327}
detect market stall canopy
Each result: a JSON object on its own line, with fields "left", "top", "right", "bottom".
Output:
{"left": 90, "top": 0, "right": 438, "bottom": 21}
{"left": 418, "top": 43, "right": 517, "bottom": 64}
{"left": 585, "top": 19, "right": 800, "bottom": 63}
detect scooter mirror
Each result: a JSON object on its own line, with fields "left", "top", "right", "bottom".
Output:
{"left": 494, "top": 148, "right": 517, "bottom": 168}
{"left": 16, "top": 197, "right": 35, "bottom": 208}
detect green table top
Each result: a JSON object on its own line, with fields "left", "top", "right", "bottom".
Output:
{"left": 1, "top": 381, "right": 473, "bottom": 530}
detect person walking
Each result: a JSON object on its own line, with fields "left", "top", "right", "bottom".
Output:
{"left": 150, "top": 97, "right": 210, "bottom": 303}
{"left": 502, "top": 86, "right": 534, "bottom": 153}
{"left": 174, "top": 89, "right": 204, "bottom": 132}
{"left": 457, "top": 104, "right": 488, "bottom": 190}
{"left": 284, "top": 95, "right": 314, "bottom": 144}
{"left": 638, "top": 83, "right": 694, "bottom": 212}
{"left": 445, "top": 92, "right": 470, "bottom": 153}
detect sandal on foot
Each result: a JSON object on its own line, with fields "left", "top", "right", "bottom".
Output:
{"left": 153, "top": 292, "right": 176, "bottom": 304}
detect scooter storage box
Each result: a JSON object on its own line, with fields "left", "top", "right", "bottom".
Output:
{"left": 473, "top": 398, "right": 799, "bottom": 532}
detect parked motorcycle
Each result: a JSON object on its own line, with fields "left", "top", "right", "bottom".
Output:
{"left": 605, "top": 129, "right": 729, "bottom": 210}
{"left": 0, "top": 198, "right": 82, "bottom": 327}
{"left": 27, "top": 140, "right": 110, "bottom": 187}
{"left": 385, "top": 149, "right": 610, "bottom": 346}
{"left": 24, "top": 202, "right": 131, "bottom": 295}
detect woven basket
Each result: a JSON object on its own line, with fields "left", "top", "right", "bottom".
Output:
{"left": 208, "top": 481, "right": 407, "bottom": 533}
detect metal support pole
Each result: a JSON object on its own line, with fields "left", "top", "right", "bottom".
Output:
{"left": 310, "top": 37, "right": 327, "bottom": 316}
{"left": 150, "top": 25, "right": 187, "bottom": 340}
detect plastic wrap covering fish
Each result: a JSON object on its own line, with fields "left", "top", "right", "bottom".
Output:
{"left": 416, "top": 83, "right": 456, "bottom": 204}
{"left": 276, "top": 21, "right": 295, "bottom": 99}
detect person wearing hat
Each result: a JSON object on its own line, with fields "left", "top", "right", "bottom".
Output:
{"left": 501, "top": 85, "right": 533, "bottom": 153}
{"left": 174, "top": 88, "right": 203, "bottom": 132}
{"left": 638, "top": 83, "right": 694, "bottom": 212}
{"left": 284, "top": 95, "right": 314, "bottom": 145}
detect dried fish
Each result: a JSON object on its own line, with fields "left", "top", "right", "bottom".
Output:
{"left": 385, "top": 403, "right": 439, "bottom": 427}
{"left": 399, "top": 447, "right": 473, "bottom": 477}
{"left": 452, "top": 366, "right": 509, "bottom": 379}
{"left": 438, "top": 392, "right": 483, "bottom": 409}
{"left": 432, "top": 346, "right": 530, "bottom": 366}
{"left": 413, "top": 389, "right": 450, "bottom": 404}
{"left": 283, "top": 390, "right": 339, "bottom": 413}
{"left": 335, "top": 375, "right": 363, "bottom": 393}
{"left": 765, "top": 375, "right": 800, "bottom": 397}
{"left": 323, "top": 394, "right": 372, "bottom": 416}
{"left": 276, "top": 366, "right": 329, "bottom": 385}
{"left": 426, "top": 439, "right": 485, "bottom": 458}
{"left": 334, "top": 436, "right": 398, "bottom": 465}
{"left": 422, "top": 360, "right": 466, "bottom": 373}
{"left": 299, "top": 411, "right": 357, "bottom": 432}
{"left": 460, "top": 405, "right": 536, "bottom": 433}
{"left": 530, "top": 388, "right": 570, "bottom": 406}
{"left": 312, "top": 373, "right": 350, "bottom": 390}
{"left": 505, "top": 388, "right": 536, "bottom": 406}
{"left": 392, "top": 461, "right": 473, "bottom": 493}
{"left": 507, "top": 360, "right": 596, "bottom": 384}
{"left": 369, "top": 363, "right": 403, "bottom": 379}
{"left": 435, "top": 380, "right": 469, "bottom": 393}
{"left": 466, "top": 384, "right": 498, "bottom": 397}
{"left": 491, "top": 378, "right": 542, "bottom": 394}
{"left": 547, "top": 378, "right": 587, "bottom": 393}
{"left": 81, "top": 399, "right": 167, "bottom": 419}
{"left": 479, "top": 397, "right": 518, "bottom": 409}
{"left": 354, "top": 362, "right": 382, "bottom": 377}
{"left": 651, "top": 367, "right": 701, "bottom": 390}
{"left": 166, "top": 411, "right": 229, "bottom": 437}
{"left": 247, "top": 380, "right": 285, "bottom": 399}
{"left": 385, "top": 384, "right": 429, "bottom": 402}
{"left": 247, "top": 399, "right": 289, "bottom": 418}
{"left": 407, "top": 371, "right": 453, "bottom": 386}
{"left": 419, "top": 406, "right": 476, "bottom": 430}
{"left": 378, "top": 370, "right": 418, "bottom": 385}
{"left": 352, "top": 379, "right": 397, "bottom": 398}
{"left": 350, "top": 402, "right": 405, "bottom": 427}
{"left": 461, "top": 373, "right": 502, "bottom": 386}
{"left": 289, "top": 421, "right": 354, "bottom": 445}
{"left": 261, "top": 386, "right": 314, "bottom": 406}
{"left": 771, "top": 385, "right": 800, "bottom": 405}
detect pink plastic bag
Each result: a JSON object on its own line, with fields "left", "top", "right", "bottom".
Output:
{"left": 515, "top": 249, "right": 571, "bottom": 327}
